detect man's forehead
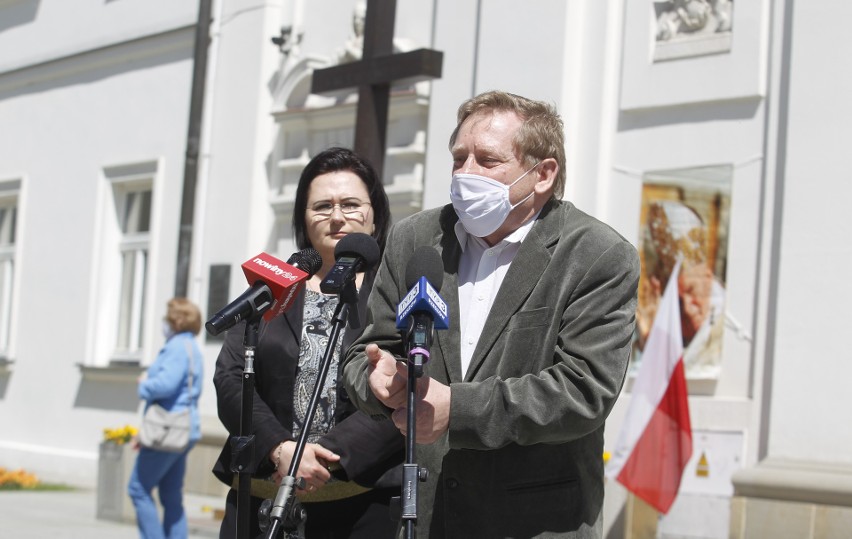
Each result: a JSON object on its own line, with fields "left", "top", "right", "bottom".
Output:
{"left": 453, "top": 110, "right": 521, "bottom": 150}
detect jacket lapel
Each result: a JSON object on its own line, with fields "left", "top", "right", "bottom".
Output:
{"left": 464, "top": 201, "right": 564, "bottom": 381}
{"left": 434, "top": 207, "right": 464, "bottom": 384}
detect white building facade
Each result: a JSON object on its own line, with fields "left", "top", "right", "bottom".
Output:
{"left": 0, "top": 1, "right": 849, "bottom": 536}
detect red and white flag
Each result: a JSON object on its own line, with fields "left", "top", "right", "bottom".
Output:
{"left": 606, "top": 259, "right": 692, "bottom": 514}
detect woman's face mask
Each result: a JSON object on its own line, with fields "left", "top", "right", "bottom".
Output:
{"left": 162, "top": 321, "right": 175, "bottom": 340}
{"left": 449, "top": 163, "right": 539, "bottom": 238}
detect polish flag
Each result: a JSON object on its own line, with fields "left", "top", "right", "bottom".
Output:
{"left": 606, "top": 259, "right": 692, "bottom": 514}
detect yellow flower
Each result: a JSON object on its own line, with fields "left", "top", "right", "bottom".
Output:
{"left": 0, "top": 467, "right": 40, "bottom": 489}
{"left": 102, "top": 424, "right": 138, "bottom": 445}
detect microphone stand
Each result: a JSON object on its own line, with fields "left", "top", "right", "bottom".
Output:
{"left": 400, "top": 317, "right": 431, "bottom": 539}
{"left": 230, "top": 316, "right": 260, "bottom": 539}
{"left": 263, "top": 278, "right": 359, "bottom": 539}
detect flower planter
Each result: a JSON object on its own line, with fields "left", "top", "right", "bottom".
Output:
{"left": 96, "top": 441, "right": 136, "bottom": 523}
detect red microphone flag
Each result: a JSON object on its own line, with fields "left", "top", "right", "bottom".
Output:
{"left": 241, "top": 252, "right": 310, "bottom": 321}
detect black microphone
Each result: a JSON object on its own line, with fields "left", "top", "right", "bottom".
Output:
{"left": 205, "top": 248, "right": 323, "bottom": 336}
{"left": 286, "top": 248, "right": 324, "bottom": 273}
{"left": 319, "top": 233, "right": 380, "bottom": 294}
{"left": 395, "top": 246, "right": 448, "bottom": 366}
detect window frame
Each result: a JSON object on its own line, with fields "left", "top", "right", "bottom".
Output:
{"left": 88, "top": 161, "right": 160, "bottom": 367}
{"left": 0, "top": 179, "right": 21, "bottom": 362}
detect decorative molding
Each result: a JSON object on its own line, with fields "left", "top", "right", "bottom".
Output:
{"left": 0, "top": 178, "right": 21, "bottom": 194}
{"left": 655, "top": 32, "right": 733, "bottom": 62}
{"left": 733, "top": 458, "right": 852, "bottom": 507}
{"left": 270, "top": 91, "right": 429, "bottom": 204}
{"left": 0, "top": 356, "right": 13, "bottom": 374}
{"left": 0, "top": 25, "right": 194, "bottom": 95}
{"left": 269, "top": 54, "right": 333, "bottom": 114}
{"left": 78, "top": 362, "right": 145, "bottom": 383}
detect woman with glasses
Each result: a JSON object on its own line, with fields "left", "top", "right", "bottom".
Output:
{"left": 213, "top": 147, "right": 402, "bottom": 538}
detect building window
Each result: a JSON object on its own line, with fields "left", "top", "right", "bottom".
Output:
{"left": 95, "top": 161, "right": 158, "bottom": 365}
{"left": 115, "top": 188, "right": 151, "bottom": 354}
{"left": 0, "top": 193, "right": 17, "bottom": 357}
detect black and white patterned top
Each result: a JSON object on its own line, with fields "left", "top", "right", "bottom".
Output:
{"left": 292, "top": 289, "right": 344, "bottom": 443}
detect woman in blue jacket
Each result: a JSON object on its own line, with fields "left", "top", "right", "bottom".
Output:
{"left": 128, "top": 297, "right": 204, "bottom": 539}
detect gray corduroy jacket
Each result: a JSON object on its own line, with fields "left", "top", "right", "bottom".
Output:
{"left": 343, "top": 200, "right": 640, "bottom": 538}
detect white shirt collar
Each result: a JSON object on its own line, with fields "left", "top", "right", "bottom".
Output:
{"left": 454, "top": 209, "right": 542, "bottom": 252}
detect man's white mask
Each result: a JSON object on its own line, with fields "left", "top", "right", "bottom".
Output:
{"left": 449, "top": 163, "right": 539, "bottom": 237}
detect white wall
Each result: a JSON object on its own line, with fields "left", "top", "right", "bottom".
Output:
{"left": 767, "top": 2, "right": 852, "bottom": 464}
{"left": 0, "top": 0, "right": 196, "bottom": 73}
{"left": 0, "top": 0, "right": 197, "bottom": 485}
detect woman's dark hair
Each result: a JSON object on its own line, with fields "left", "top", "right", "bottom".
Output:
{"left": 292, "top": 147, "right": 391, "bottom": 252}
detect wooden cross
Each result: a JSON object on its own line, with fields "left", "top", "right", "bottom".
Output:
{"left": 311, "top": 0, "right": 443, "bottom": 181}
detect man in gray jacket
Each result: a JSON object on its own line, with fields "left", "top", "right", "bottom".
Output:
{"left": 343, "top": 90, "right": 640, "bottom": 538}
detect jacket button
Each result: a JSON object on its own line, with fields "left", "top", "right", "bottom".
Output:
{"left": 446, "top": 478, "right": 459, "bottom": 489}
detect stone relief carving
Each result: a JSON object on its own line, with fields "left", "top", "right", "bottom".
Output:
{"left": 337, "top": 0, "right": 367, "bottom": 63}
{"left": 335, "top": 0, "right": 413, "bottom": 64}
{"left": 653, "top": 0, "right": 734, "bottom": 61}
{"left": 655, "top": 0, "right": 733, "bottom": 42}
{"left": 270, "top": 0, "right": 425, "bottom": 113}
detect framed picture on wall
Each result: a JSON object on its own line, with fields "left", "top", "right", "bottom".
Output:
{"left": 632, "top": 164, "right": 732, "bottom": 385}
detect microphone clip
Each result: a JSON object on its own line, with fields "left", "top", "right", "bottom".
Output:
{"left": 319, "top": 256, "right": 359, "bottom": 294}
{"left": 319, "top": 256, "right": 361, "bottom": 328}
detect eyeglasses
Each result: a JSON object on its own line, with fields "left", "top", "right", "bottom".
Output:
{"left": 309, "top": 200, "right": 372, "bottom": 220}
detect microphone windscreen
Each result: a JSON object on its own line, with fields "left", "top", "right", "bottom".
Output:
{"left": 405, "top": 246, "right": 444, "bottom": 291}
{"left": 334, "top": 232, "right": 380, "bottom": 269}
{"left": 287, "top": 248, "right": 323, "bottom": 276}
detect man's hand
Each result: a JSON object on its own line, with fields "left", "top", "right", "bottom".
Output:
{"left": 391, "top": 375, "right": 451, "bottom": 444}
{"left": 366, "top": 343, "right": 408, "bottom": 409}
{"left": 365, "top": 343, "right": 451, "bottom": 444}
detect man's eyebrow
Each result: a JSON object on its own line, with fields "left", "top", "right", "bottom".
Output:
{"left": 450, "top": 143, "right": 503, "bottom": 156}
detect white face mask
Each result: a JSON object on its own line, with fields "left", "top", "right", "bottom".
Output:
{"left": 449, "top": 163, "right": 539, "bottom": 237}
{"left": 163, "top": 321, "right": 175, "bottom": 340}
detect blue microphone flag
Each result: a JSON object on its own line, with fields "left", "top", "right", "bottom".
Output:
{"left": 396, "top": 276, "right": 449, "bottom": 330}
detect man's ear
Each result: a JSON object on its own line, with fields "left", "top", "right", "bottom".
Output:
{"left": 534, "top": 158, "right": 558, "bottom": 195}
